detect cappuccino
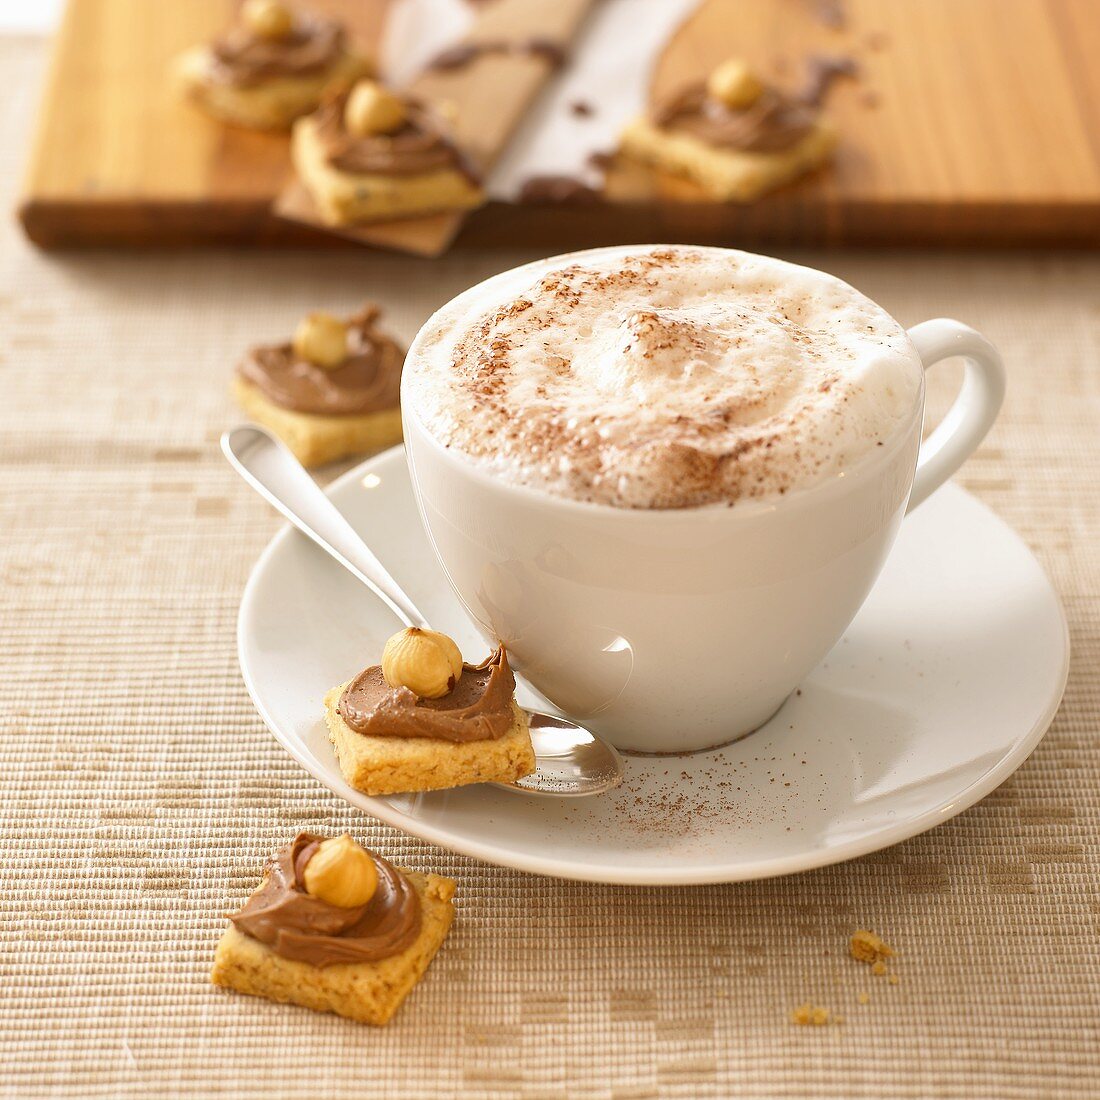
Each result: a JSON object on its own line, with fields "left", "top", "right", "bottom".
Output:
{"left": 405, "top": 246, "right": 923, "bottom": 508}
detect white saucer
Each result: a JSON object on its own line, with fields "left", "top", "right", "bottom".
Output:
{"left": 238, "top": 448, "right": 1069, "bottom": 885}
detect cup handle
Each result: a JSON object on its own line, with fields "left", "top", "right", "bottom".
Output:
{"left": 905, "top": 319, "right": 1006, "bottom": 513}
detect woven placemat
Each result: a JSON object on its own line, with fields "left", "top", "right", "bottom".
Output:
{"left": 3, "top": 37, "right": 1099, "bottom": 1100}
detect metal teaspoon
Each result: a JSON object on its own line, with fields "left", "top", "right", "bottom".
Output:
{"left": 222, "top": 424, "right": 624, "bottom": 798}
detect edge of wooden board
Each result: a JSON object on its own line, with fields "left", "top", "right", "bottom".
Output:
{"left": 18, "top": 195, "right": 1100, "bottom": 251}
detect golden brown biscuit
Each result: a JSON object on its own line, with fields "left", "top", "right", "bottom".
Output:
{"left": 175, "top": 48, "right": 370, "bottom": 131}
{"left": 619, "top": 115, "right": 836, "bottom": 201}
{"left": 211, "top": 869, "right": 455, "bottom": 1026}
{"left": 324, "top": 686, "right": 535, "bottom": 796}
{"left": 292, "top": 115, "right": 483, "bottom": 225}
{"left": 231, "top": 375, "right": 402, "bottom": 468}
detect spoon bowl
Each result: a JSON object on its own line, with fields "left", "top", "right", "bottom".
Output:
{"left": 509, "top": 713, "right": 624, "bottom": 797}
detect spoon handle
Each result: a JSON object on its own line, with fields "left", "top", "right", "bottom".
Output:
{"left": 222, "top": 425, "right": 430, "bottom": 630}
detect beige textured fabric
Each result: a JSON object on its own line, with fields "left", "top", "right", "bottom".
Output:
{"left": 4, "top": 37, "right": 1100, "bottom": 1099}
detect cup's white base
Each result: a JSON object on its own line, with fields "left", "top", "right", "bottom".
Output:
{"left": 608, "top": 695, "right": 792, "bottom": 757}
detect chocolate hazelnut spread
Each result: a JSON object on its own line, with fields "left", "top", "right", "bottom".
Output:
{"left": 237, "top": 307, "right": 402, "bottom": 416}
{"left": 339, "top": 647, "right": 516, "bottom": 742}
{"left": 208, "top": 15, "right": 345, "bottom": 87}
{"left": 230, "top": 834, "right": 421, "bottom": 967}
{"left": 652, "top": 83, "right": 817, "bottom": 153}
{"left": 314, "top": 92, "right": 477, "bottom": 179}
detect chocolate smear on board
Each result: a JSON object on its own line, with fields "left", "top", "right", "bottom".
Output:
{"left": 811, "top": 0, "right": 847, "bottom": 30}
{"left": 800, "top": 54, "right": 859, "bottom": 107}
{"left": 518, "top": 175, "right": 601, "bottom": 204}
{"left": 427, "top": 37, "right": 566, "bottom": 73}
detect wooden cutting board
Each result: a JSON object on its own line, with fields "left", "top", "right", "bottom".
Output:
{"left": 18, "top": 0, "right": 1100, "bottom": 249}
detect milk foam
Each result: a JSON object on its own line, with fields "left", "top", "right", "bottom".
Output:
{"left": 404, "top": 245, "right": 924, "bottom": 508}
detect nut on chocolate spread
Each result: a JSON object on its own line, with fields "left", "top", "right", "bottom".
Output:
{"left": 339, "top": 647, "right": 516, "bottom": 742}
{"left": 230, "top": 834, "right": 421, "bottom": 967}
{"left": 208, "top": 15, "right": 345, "bottom": 87}
{"left": 314, "top": 92, "right": 479, "bottom": 180}
{"left": 652, "top": 82, "right": 818, "bottom": 153}
{"left": 237, "top": 306, "right": 403, "bottom": 416}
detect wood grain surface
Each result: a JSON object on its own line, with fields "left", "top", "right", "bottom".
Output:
{"left": 17, "top": 0, "right": 1100, "bottom": 250}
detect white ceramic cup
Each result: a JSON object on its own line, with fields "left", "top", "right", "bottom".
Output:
{"left": 402, "top": 252, "right": 1006, "bottom": 753}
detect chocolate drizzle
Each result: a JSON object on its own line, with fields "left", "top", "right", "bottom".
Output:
{"left": 339, "top": 647, "right": 517, "bottom": 743}
{"left": 237, "top": 306, "right": 403, "bottom": 417}
{"left": 810, "top": 0, "right": 847, "bottom": 30}
{"left": 208, "top": 14, "right": 345, "bottom": 87}
{"left": 518, "top": 175, "right": 600, "bottom": 205}
{"left": 652, "top": 82, "right": 818, "bottom": 153}
{"left": 427, "top": 37, "right": 567, "bottom": 72}
{"left": 314, "top": 92, "right": 479, "bottom": 181}
{"left": 230, "top": 834, "right": 421, "bottom": 967}
{"left": 798, "top": 54, "right": 859, "bottom": 108}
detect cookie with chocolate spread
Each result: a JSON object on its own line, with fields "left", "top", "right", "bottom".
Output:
{"left": 211, "top": 833, "right": 456, "bottom": 1025}
{"left": 291, "top": 80, "right": 484, "bottom": 225}
{"left": 232, "top": 305, "right": 404, "bottom": 467}
{"left": 619, "top": 57, "right": 837, "bottom": 201}
{"left": 324, "top": 629, "right": 535, "bottom": 796}
{"left": 175, "top": 0, "right": 371, "bottom": 131}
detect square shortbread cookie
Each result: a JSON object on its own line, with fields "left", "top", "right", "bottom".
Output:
{"left": 175, "top": 47, "right": 370, "bottom": 131}
{"left": 292, "top": 116, "right": 484, "bottom": 225}
{"left": 324, "top": 684, "right": 535, "bottom": 796}
{"left": 211, "top": 869, "right": 455, "bottom": 1026}
{"left": 232, "top": 375, "right": 402, "bottom": 468}
{"left": 619, "top": 115, "right": 836, "bottom": 201}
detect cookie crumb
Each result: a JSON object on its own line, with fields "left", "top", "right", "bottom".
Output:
{"left": 871, "top": 959, "right": 887, "bottom": 977}
{"left": 850, "top": 929, "right": 894, "bottom": 965}
{"left": 857, "top": 992, "right": 870, "bottom": 1005}
{"left": 888, "top": 974, "right": 900, "bottom": 986}
{"left": 789, "top": 1002, "right": 833, "bottom": 1026}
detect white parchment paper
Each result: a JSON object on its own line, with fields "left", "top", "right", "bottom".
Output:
{"left": 380, "top": 0, "right": 697, "bottom": 199}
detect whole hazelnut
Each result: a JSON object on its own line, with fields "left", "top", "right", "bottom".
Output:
{"left": 706, "top": 58, "right": 764, "bottom": 110}
{"left": 381, "top": 627, "right": 463, "bottom": 699}
{"left": 344, "top": 80, "right": 407, "bottom": 137}
{"left": 292, "top": 312, "right": 347, "bottom": 368}
{"left": 302, "top": 835, "right": 378, "bottom": 908}
{"left": 242, "top": 0, "right": 294, "bottom": 40}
